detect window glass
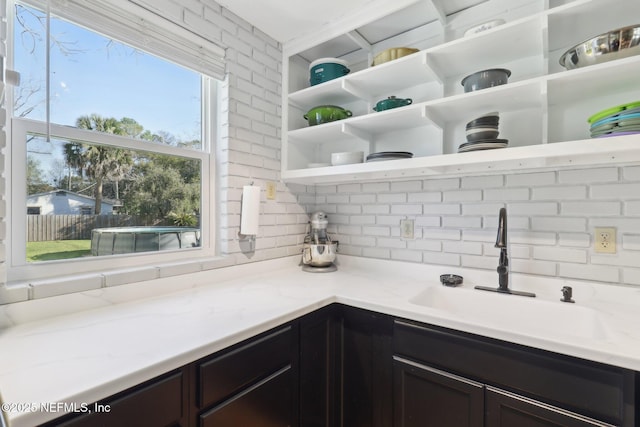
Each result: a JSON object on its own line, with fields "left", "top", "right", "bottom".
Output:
{"left": 14, "top": 2, "right": 202, "bottom": 149}
{"left": 12, "top": 1, "right": 210, "bottom": 268}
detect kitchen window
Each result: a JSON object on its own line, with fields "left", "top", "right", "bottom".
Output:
{"left": 6, "top": 0, "right": 223, "bottom": 282}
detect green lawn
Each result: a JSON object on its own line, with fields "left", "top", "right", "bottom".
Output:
{"left": 27, "top": 240, "right": 92, "bottom": 262}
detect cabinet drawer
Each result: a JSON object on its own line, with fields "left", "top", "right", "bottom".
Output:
{"left": 52, "top": 368, "right": 186, "bottom": 427}
{"left": 394, "top": 320, "right": 635, "bottom": 426}
{"left": 198, "top": 325, "right": 294, "bottom": 409}
{"left": 199, "top": 365, "right": 294, "bottom": 427}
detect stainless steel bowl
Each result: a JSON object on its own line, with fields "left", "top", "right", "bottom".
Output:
{"left": 559, "top": 24, "right": 640, "bottom": 70}
{"left": 302, "top": 242, "right": 338, "bottom": 267}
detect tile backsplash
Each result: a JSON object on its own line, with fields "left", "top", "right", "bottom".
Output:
{"left": 296, "top": 166, "right": 640, "bottom": 287}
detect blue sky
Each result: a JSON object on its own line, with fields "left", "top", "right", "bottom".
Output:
{"left": 14, "top": 3, "right": 201, "bottom": 142}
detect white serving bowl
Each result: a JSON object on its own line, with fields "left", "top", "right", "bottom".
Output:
{"left": 331, "top": 151, "right": 364, "bottom": 166}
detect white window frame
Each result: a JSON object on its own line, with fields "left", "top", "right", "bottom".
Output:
{"left": 6, "top": 1, "right": 219, "bottom": 283}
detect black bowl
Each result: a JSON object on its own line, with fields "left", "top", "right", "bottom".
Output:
{"left": 466, "top": 116, "right": 499, "bottom": 129}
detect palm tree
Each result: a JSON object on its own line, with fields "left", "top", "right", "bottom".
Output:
{"left": 74, "top": 114, "right": 134, "bottom": 213}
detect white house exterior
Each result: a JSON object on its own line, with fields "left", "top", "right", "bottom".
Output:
{"left": 27, "top": 190, "right": 117, "bottom": 215}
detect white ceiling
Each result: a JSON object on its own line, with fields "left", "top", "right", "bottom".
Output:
{"left": 217, "top": 0, "right": 488, "bottom": 45}
{"left": 216, "top": 0, "right": 376, "bottom": 44}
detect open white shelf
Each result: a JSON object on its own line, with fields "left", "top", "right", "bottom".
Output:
{"left": 282, "top": 0, "right": 640, "bottom": 185}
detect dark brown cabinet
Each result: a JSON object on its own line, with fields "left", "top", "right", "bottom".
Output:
{"left": 298, "top": 304, "right": 393, "bottom": 427}
{"left": 45, "top": 367, "right": 190, "bottom": 427}
{"left": 393, "top": 319, "right": 637, "bottom": 427}
{"left": 393, "top": 356, "right": 484, "bottom": 427}
{"left": 485, "top": 387, "right": 609, "bottom": 427}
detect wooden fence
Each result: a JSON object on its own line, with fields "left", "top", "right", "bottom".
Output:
{"left": 27, "top": 215, "right": 163, "bottom": 242}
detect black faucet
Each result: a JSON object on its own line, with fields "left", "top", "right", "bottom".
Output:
{"left": 475, "top": 208, "right": 535, "bottom": 297}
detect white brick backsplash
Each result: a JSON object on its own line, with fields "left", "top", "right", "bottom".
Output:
{"left": 625, "top": 201, "right": 640, "bottom": 215}
{"left": 442, "top": 216, "right": 481, "bottom": 228}
{"left": 362, "top": 182, "right": 389, "bottom": 192}
{"left": 362, "top": 226, "right": 391, "bottom": 237}
{"left": 424, "top": 203, "right": 460, "bottom": 215}
{"left": 484, "top": 188, "right": 530, "bottom": 201}
{"left": 462, "top": 229, "right": 495, "bottom": 242}
{"left": 507, "top": 202, "right": 557, "bottom": 216}
{"left": 425, "top": 229, "right": 461, "bottom": 241}
{"left": 350, "top": 236, "right": 377, "bottom": 247}
{"left": 423, "top": 251, "right": 460, "bottom": 266}
{"left": 623, "top": 165, "right": 640, "bottom": 181}
{"left": 423, "top": 178, "right": 459, "bottom": 191}
{"left": 391, "top": 204, "right": 423, "bottom": 215}
{"left": 589, "top": 218, "right": 640, "bottom": 230}
{"left": 622, "top": 234, "right": 640, "bottom": 250}
{"left": 559, "top": 167, "right": 618, "bottom": 183}
{"left": 326, "top": 194, "right": 349, "bottom": 204}
{"left": 461, "top": 254, "right": 496, "bottom": 270}
{"left": 377, "top": 238, "right": 407, "bottom": 249}
{"left": 462, "top": 203, "right": 503, "bottom": 215}
{"left": 350, "top": 194, "right": 375, "bottom": 204}
{"left": 511, "top": 259, "right": 557, "bottom": 277}
{"left": 392, "top": 250, "right": 423, "bottom": 263}
{"left": 443, "top": 190, "right": 482, "bottom": 202}
{"left": 559, "top": 263, "right": 619, "bottom": 283}
{"left": 532, "top": 217, "right": 586, "bottom": 232}
{"left": 391, "top": 180, "right": 422, "bottom": 192}
{"left": 509, "top": 245, "right": 530, "bottom": 259}
{"left": 590, "top": 183, "right": 640, "bottom": 199}
{"left": 416, "top": 216, "right": 441, "bottom": 227}
{"left": 591, "top": 252, "right": 640, "bottom": 268}
{"left": 407, "top": 239, "right": 441, "bottom": 251}
{"left": 506, "top": 172, "right": 555, "bottom": 187}
{"left": 622, "top": 268, "right": 640, "bottom": 285}
{"left": 532, "top": 186, "right": 587, "bottom": 200}
{"left": 338, "top": 225, "right": 362, "bottom": 235}
{"left": 558, "top": 233, "right": 591, "bottom": 248}
{"left": 362, "top": 247, "right": 391, "bottom": 259}
{"left": 443, "top": 241, "right": 483, "bottom": 255}
{"left": 350, "top": 215, "right": 376, "bottom": 225}
{"left": 561, "top": 201, "right": 621, "bottom": 216}
{"left": 532, "top": 247, "right": 587, "bottom": 263}
{"left": 509, "top": 231, "right": 556, "bottom": 245}
{"left": 378, "top": 193, "right": 407, "bottom": 203}
{"left": 408, "top": 192, "right": 442, "bottom": 203}
{"left": 339, "top": 183, "right": 361, "bottom": 193}
{"left": 461, "top": 175, "right": 503, "bottom": 188}
{"left": 363, "top": 204, "right": 390, "bottom": 214}
{"left": 377, "top": 215, "right": 405, "bottom": 226}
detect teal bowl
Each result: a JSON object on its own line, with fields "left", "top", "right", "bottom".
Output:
{"left": 310, "top": 58, "right": 350, "bottom": 86}
{"left": 373, "top": 96, "right": 413, "bottom": 112}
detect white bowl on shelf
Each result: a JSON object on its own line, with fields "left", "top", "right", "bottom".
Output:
{"left": 331, "top": 151, "right": 364, "bottom": 166}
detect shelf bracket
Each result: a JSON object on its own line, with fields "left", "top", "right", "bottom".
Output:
{"left": 342, "top": 79, "right": 371, "bottom": 102}
{"left": 346, "top": 30, "right": 372, "bottom": 52}
{"left": 426, "top": 0, "right": 446, "bottom": 26}
{"left": 342, "top": 123, "right": 371, "bottom": 142}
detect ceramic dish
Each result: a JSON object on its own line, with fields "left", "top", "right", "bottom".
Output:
{"left": 366, "top": 151, "right": 413, "bottom": 162}
{"left": 464, "top": 19, "right": 506, "bottom": 36}
{"left": 461, "top": 69, "right": 511, "bottom": 92}
{"left": 588, "top": 101, "right": 640, "bottom": 124}
{"left": 331, "top": 151, "right": 363, "bottom": 166}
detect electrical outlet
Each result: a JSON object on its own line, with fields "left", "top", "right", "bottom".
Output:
{"left": 400, "top": 219, "right": 414, "bottom": 239}
{"left": 594, "top": 227, "right": 616, "bottom": 254}
{"left": 266, "top": 181, "right": 277, "bottom": 200}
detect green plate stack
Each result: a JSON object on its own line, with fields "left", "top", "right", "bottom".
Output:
{"left": 588, "top": 101, "right": 640, "bottom": 138}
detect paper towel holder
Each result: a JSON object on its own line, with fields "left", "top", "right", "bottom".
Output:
{"left": 239, "top": 183, "right": 260, "bottom": 252}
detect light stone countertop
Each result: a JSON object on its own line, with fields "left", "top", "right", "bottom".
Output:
{"left": 1, "top": 255, "right": 640, "bottom": 427}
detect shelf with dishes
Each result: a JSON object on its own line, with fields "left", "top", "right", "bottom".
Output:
{"left": 281, "top": 134, "right": 640, "bottom": 185}
{"left": 282, "top": 0, "right": 640, "bottom": 184}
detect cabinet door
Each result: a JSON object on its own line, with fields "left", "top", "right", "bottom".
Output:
{"left": 486, "top": 387, "right": 610, "bottom": 427}
{"left": 199, "top": 365, "right": 294, "bottom": 427}
{"left": 393, "top": 356, "right": 484, "bottom": 427}
{"left": 341, "top": 306, "right": 394, "bottom": 427}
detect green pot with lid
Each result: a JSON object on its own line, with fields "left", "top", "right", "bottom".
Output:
{"left": 304, "top": 105, "right": 352, "bottom": 126}
{"left": 373, "top": 96, "right": 413, "bottom": 112}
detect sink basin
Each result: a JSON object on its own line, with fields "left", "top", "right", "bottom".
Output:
{"left": 409, "top": 286, "right": 611, "bottom": 340}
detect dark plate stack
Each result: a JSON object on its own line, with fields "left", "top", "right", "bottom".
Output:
{"left": 366, "top": 151, "right": 414, "bottom": 162}
{"left": 459, "top": 112, "right": 508, "bottom": 152}
{"left": 589, "top": 101, "right": 640, "bottom": 138}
